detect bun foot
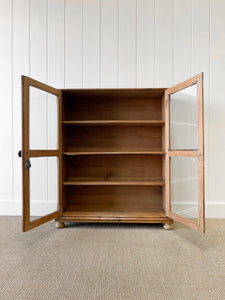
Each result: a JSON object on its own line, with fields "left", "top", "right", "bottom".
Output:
{"left": 55, "top": 221, "right": 65, "bottom": 229}
{"left": 163, "top": 223, "right": 173, "bottom": 230}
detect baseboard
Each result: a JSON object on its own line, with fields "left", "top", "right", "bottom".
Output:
{"left": 171, "top": 205, "right": 198, "bottom": 218}
{"left": 0, "top": 201, "right": 225, "bottom": 218}
{"left": 171, "top": 203, "right": 225, "bottom": 218}
{"left": 0, "top": 201, "right": 57, "bottom": 216}
{"left": 204, "top": 203, "right": 225, "bottom": 218}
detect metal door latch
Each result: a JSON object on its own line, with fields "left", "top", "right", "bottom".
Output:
{"left": 18, "top": 150, "right": 31, "bottom": 170}
{"left": 25, "top": 159, "right": 31, "bottom": 170}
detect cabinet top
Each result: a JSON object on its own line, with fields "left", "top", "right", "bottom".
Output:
{"left": 61, "top": 88, "right": 167, "bottom": 99}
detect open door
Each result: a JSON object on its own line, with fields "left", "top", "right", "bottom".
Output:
{"left": 165, "top": 73, "right": 205, "bottom": 233}
{"left": 21, "top": 76, "right": 62, "bottom": 232}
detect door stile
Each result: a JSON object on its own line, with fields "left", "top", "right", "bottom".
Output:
{"left": 198, "top": 155, "right": 205, "bottom": 232}
{"left": 22, "top": 77, "right": 30, "bottom": 231}
{"left": 22, "top": 76, "right": 61, "bottom": 232}
{"left": 165, "top": 92, "right": 170, "bottom": 214}
{"left": 197, "top": 73, "right": 205, "bottom": 233}
{"left": 58, "top": 90, "right": 63, "bottom": 216}
{"left": 165, "top": 73, "right": 205, "bottom": 233}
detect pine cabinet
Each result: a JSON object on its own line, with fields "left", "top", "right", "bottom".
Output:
{"left": 20, "top": 73, "right": 205, "bottom": 233}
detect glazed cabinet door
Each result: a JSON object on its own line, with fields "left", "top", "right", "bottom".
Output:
{"left": 165, "top": 73, "right": 205, "bottom": 233}
{"left": 21, "top": 76, "right": 62, "bottom": 232}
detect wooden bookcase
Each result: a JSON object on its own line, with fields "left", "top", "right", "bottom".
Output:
{"left": 20, "top": 73, "right": 205, "bottom": 233}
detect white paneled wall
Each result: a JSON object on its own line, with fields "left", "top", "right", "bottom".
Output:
{"left": 0, "top": 0, "right": 225, "bottom": 217}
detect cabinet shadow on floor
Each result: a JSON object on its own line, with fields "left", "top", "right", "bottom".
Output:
{"left": 63, "top": 222, "right": 163, "bottom": 230}
{"left": 167, "top": 220, "right": 224, "bottom": 251}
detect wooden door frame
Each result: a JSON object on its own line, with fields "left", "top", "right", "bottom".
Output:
{"left": 165, "top": 73, "right": 205, "bottom": 233}
{"left": 22, "top": 75, "right": 63, "bottom": 232}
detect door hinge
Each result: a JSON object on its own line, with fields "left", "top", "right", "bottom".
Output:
{"left": 25, "top": 159, "right": 31, "bottom": 170}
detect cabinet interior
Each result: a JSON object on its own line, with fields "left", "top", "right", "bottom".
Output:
{"left": 61, "top": 89, "right": 167, "bottom": 219}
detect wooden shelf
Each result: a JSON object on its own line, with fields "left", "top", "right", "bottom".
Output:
{"left": 63, "top": 177, "right": 165, "bottom": 186}
{"left": 62, "top": 120, "right": 165, "bottom": 126}
{"left": 59, "top": 203, "right": 169, "bottom": 223}
{"left": 63, "top": 204, "right": 165, "bottom": 216}
{"left": 63, "top": 148, "right": 165, "bottom": 155}
{"left": 57, "top": 213, "right": 170, "bottom": 223}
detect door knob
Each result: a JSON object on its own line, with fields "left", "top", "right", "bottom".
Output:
{"left": 18, "top": 150, "right": 22, "bottom": 157}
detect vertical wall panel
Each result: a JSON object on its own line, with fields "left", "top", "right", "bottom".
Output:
{"left": 210, "top": 0, "right": 225, "bottom": 203}
{"left": 48, "top": 0, "right": 64, "bottom": 88}
{"left": 83, "top": 0, "right": 100, "bottom": 87}
{"left": 30, "top": 0, "right": 47, "bottom": 148}
{"left": 29, "top": 0, "right": 47, "bottom": 203}
{"left": 155, "top": 0, "right": 172, "bottom": 87}
{"left": 101, "top": 0, "right": 118, "bottom": 87}
{"left": 1, "top": 0, "right": 225, "bottom": 216}
{"left": 119, "top": 0, "right": 136, "bottom": 87}
{"left": 30, "top": 0, "right": 47, "bottom": 81}
{"left": 192, "top": 0, "right": 210, "bottom": 203}
{"left": 12, "top": 0, "right": 30, "bottom": 203}
{"left": 47, "top": 0, "right": 64, "bottom": 204}
{"left": 0, "top": 0, "right": 13, "bottom": 202}
{"left": 173, "top": 0, "right": 192, "bottom": 83}
{"left": 65, "top": 0, "right": 83, "bottom": 88}
{"left": 137, "top": 0, "right": 154, "bottom": 87}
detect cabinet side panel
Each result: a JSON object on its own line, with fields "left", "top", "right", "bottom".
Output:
{"left": 58, "top": 91, "right": 63, "bottom": 215}
{"left": 161, "top": 95, "right": 166, "bottom": 211}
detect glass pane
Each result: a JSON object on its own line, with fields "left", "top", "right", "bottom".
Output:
{"left": 171, "top": 156, "right": 198, "bottom": 222}
{"left": 29, "top": 157, "right": 58, "bottom": 221}
{"left": 29, "top": 86, "right": 58, "bottom": 150}
{"left": 170, "top": 84, "right": 197, "bottom": 150}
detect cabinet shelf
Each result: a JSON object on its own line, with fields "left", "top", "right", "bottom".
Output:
{"left": 62, "top": 120, "right": 165, "bottom": 126}
{"left": 63, "top": 204, "right": 166, "bottom": 216}
{"left": 63, "top": 177, "right": 165, "bottom": 186}
{"left": 63, "top": 148, "right": 165, "bottom": 155}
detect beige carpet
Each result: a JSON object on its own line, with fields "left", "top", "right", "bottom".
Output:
{"left": 0, "top": 217, "right": 225, "bottom": 300}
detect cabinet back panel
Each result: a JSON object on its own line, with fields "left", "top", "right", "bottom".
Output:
{"left": 65, "top": 186, "right": 163, "bottom": 209}
{"left": 64, "top": 125, "right": 162, "bottom": 151}
{"left": 64, "top": 155, "right": 162, "bottom": 180}
{"left": 62, "top": 91, "right": 164, "bottom": 121}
